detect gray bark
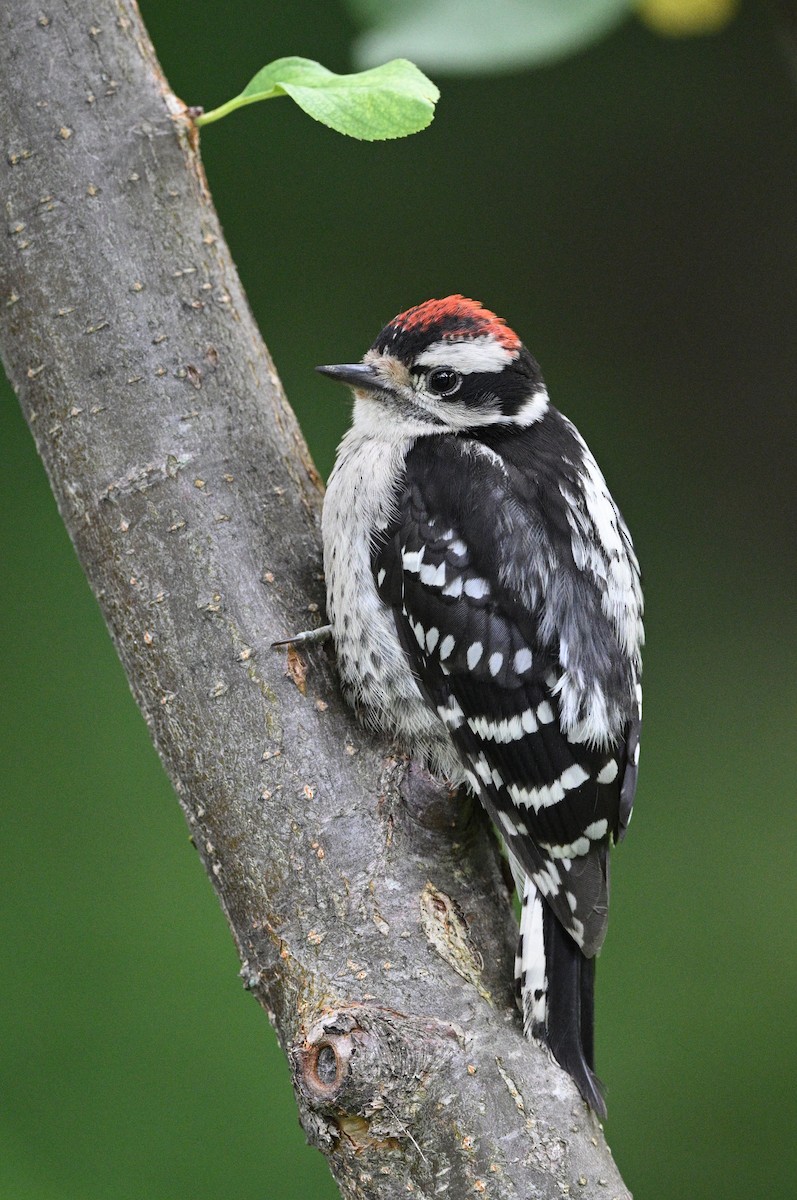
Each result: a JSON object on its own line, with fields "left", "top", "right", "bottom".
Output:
{"left": 0, "top": 3, "right": 631, "bottom": 1197}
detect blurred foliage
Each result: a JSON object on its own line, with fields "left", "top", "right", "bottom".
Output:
{"left": 2, "top": 2, "right": 797, "bottom": 1199}
{"left": 638, "top": 0, "right": 740, "bottom": 35}
{"left": 348, "top": 0, "right": 634, "bottom": 73}
{"left": 347, "top": 0, "right": 740, "bottom": 73}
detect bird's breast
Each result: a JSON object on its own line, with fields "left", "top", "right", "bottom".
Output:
{"left": 322, "top": 432, "right": 458, "bottom": 770}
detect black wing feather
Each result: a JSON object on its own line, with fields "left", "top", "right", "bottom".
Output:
{"left": 373, "top": 433, "right": 639, "bottom": 958}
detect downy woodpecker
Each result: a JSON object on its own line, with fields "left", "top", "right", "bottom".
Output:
{"left": 317, "top": 296, "right": 643, "bottom": 1116}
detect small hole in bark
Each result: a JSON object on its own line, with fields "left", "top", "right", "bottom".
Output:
{"left": 316, "top": 1044, "right": 338, "bottom": 1085}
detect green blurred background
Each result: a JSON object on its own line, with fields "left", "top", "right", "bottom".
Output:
{"left": 2, "top": 1, "right": 796, "bottom": 1196}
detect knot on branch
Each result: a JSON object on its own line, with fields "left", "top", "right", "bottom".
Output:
{"left": 291, "top": 1005, "right": 464, "bottom": 1156}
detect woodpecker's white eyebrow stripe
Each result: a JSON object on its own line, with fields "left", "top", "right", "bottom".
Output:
{"left": 414, "top": 336, "right": 517, "bottom": 374}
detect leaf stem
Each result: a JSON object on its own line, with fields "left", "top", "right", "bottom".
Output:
{"left": 194, "top": 90, "right": 279, "bottom": 127}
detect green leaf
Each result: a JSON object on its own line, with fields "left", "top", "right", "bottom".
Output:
{"left": 195, "top": 56, "right": 439, "bottom": 140}
{"left": 345, "top": 0, "right": 634, "bottom": 74}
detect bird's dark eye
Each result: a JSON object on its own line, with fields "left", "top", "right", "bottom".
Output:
{"left": 427, "top": 367, "right": 462, "bottom": 397}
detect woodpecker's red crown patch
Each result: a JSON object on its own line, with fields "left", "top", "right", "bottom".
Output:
{"left": 389, "top": 295, "right": 521, "bottom": 351}
{"left": 371, "top": 295, "right": 523, "bottom": 362}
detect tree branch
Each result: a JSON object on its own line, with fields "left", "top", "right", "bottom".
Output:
{"left": 0, "top": 3, "right": 631, "bottom": 1196}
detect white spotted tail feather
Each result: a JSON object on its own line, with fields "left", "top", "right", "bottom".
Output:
{"left": 516, "top": 873, "right": 604, "bottom": 1116}
{"left": 319, "top": 296, "right": 643, "bottom": 1117}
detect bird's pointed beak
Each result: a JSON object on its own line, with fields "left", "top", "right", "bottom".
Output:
{"left": 315, "top": 362, "right": 383, "bottom": 391}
